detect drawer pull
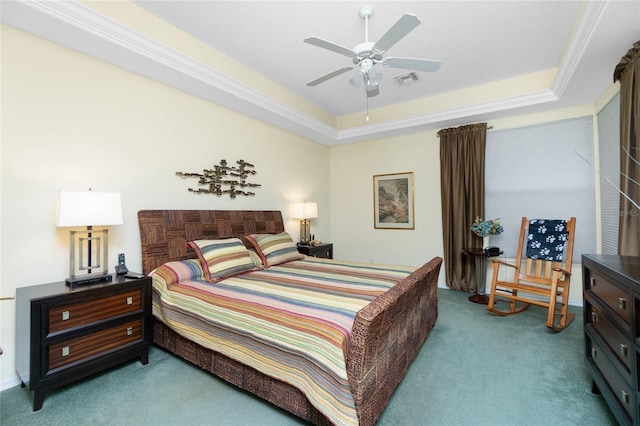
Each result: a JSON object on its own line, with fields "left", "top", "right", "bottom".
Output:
{"left": 620, "top": 344, "right": 629, "bottom": 357}
{"left": 126, "top": 296, "right": 133, "bottom": 305}
{"left": 62, "top": 311, "right": 70, "bottom": 321}
{"left": 592, "top": 347, "right": 598, "bottom": 358}
{"left": 127, "top": 327, "right": 133, "bottom": 336}
{"left": 619, "top": 298, "right": 627, "bottom": 310}
{"left": 621, "top": 390, "right": 630, "bottom": 404}
{"left": 62, "top": 346, "right": 70, "bottom": 357}
{"left": 591, "top": 312, "right": 598, "bottom": 323}
{"left": 590, "top": 277, "right": 596, "bottom": 287}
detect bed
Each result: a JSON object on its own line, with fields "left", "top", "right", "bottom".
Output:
{"left": 138, "top": 210, "right": 442, "bottom": 425}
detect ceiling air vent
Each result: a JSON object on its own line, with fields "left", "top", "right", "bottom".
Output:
{"left": 393, "top": 72, "right": 419, "bottom": 86}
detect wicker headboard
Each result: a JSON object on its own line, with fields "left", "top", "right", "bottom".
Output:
{"left": 137, "top": 210, "right": 285, "bottom": 275}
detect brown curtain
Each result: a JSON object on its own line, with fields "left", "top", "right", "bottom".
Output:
{"left": 614, "top": 41, "right": 640, "bottom": 256}
{"left": 438, "top": 123, "right": 487, "bottom": 291}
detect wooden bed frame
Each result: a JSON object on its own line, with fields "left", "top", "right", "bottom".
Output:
{"left": 138, "top": 210, "right": 442, "bottom": 425}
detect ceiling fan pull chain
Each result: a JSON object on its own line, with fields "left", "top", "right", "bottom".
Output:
{"left": 366, "top": 95, "right": 370, "bottom": 122}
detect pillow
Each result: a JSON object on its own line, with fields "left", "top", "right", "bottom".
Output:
{"left": 152, "top": 259, "right": 205, "bottom": 285}
{"left": 187, "top": 238, "right": 258, "bottom": 282}
{"left": 247, "top": 249, "right": 265, "bottom": 270}
{"left": 246, "top": 232, "right": 304, "bottom": 267}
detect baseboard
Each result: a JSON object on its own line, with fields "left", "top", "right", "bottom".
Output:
{"left": 568, "top": 298, "right": 584, "bottom": 307}
{"left": 1, "top": 375, "right": 22, "bottom": 392}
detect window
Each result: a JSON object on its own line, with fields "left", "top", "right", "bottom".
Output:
{"left": 484, "top": 117, "right": 596, "bottom": 261}
{"left": 597, "top": 94, "right": 620, "bottom": 254}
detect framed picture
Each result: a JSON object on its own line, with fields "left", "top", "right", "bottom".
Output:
{"left": 373, "top": 172, "right": 414, "bottom": 229}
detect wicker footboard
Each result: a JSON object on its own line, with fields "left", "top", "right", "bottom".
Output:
{"left": 347, "top": 256, "right": 442, "bottom": 425}
{"left": 152, "top": 256, "right": 442, "bottom": 426}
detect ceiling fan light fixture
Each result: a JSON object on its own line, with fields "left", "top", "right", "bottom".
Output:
{"left": 366, "top": 69, "right": 382, "bottom": 87}
{"left": 349, "top": 71, "right": 364, "bottom": 88}
{"left": 303, "top": 5, "right": 441, "bottom": 108}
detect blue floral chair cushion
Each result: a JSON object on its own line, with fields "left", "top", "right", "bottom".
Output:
{"left": 525, "top": 219, "right": 569, "bottom": 261}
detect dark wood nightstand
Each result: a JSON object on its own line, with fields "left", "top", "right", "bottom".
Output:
{"left": 16, "top": 275, "right": 152, "bottom": 411}
{"left": 297, "top": 243, "right": 333, "bottom": 259}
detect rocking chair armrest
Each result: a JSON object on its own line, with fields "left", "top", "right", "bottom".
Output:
{"left": 491, "top": 259, "right": 518, "bottom": 270}
{"left": 552, "top": 267, "right": 571, "bottom": 277}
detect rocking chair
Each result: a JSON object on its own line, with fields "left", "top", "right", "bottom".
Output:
{"left": 486, "top": 217, "right": 576, "bottom": 331}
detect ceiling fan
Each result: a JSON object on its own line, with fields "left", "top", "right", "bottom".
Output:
{"left": 304, "top": 5, "right": 441, "bottom": 99}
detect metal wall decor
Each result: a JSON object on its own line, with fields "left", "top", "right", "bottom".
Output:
{"left": 176, "top": 159, "right": 261, "bottom": 199}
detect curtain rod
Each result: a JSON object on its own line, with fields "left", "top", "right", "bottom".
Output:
{"left": 437, "top": 125, "right": 493, "bottom": 137}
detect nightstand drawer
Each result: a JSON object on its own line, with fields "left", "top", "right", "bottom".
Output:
{"left": 48, "top": 320, "right": 142, "bottom": 370}
{"left": 589, "top": 271, "right": 631, "bottom": 325}
{"left": 48, "top": 289, "right": 141, "bottom": 333}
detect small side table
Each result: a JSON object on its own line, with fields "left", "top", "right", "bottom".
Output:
{"left": 297, "top": 243, "right": 333, "bottom": 259}
{"left": 462, "top": 248, "right": 502, "bottom": 305}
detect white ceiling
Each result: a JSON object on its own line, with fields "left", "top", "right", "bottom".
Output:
{"left": 2, "top": 1, "right": 639, "bottom": 145}
{"left": 132, "top": 0, "right": 638, "bottom": 117}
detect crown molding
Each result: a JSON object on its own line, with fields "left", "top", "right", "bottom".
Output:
{"left": 551, "top": 0, "right": 608, "bottom": 97}
{"left": 337, "top": 90, "right": 559, "bottom": 143}
{"left": 1, "top": 0, "right": 598, "bottom": 146}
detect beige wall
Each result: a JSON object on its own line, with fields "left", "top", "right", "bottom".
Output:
{"left": 0, "top": 25, "right": 330, "bottom": 389}
{"left": 329, "top": 131, "right": 443, "bottom": 266}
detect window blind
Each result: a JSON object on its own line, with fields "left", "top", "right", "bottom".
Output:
{"left": 597, "top": 94, "right": 620, "bottom": 254}
{"left": 484, "top": 117, "right": 596, "bottom": 261}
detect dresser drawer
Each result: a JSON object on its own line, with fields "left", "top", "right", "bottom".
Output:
{"left": 588, "top": 336, "right": 634, "bottom": 419}
{"left": 48, "top": 320, "right": 142, "bottom": 370}
{"left": 590, "top": 305, "right": 633, "bottom": 372}
{"left": 589, "top": 271, "right": 632, "bottom": 325}
{"left": 48, "top": 290, "right": 141, "bottom": 333}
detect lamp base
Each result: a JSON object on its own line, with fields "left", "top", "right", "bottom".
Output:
{"left": 299, "top": 219, "right": 311, "bottom": 245}
{"left": 66, "top": 273, "right": 113, "bottom": 287}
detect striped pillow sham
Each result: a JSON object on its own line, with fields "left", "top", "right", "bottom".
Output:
{"left": 152, "top": 259, "right": 205, "bottom": 285}
{"left": 247, "top": 249, "right": 265, "bottom": 270}
{"left": 246, "top": 232, "right": 304, "bottom": 267}
{"left": 187, "top": 238, "right": 258, "bottom": 283}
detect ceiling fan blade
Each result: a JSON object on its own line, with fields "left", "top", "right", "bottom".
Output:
{"left": 306, "top": 67, "right": 354, "bottom": 87}
{"left": 304, "top": 37, "right": 355, "bottom": 58}
{"left": 373, "top": 13, "right": 421, "bottom": 53}
{"left": 383, "top": 57, "right": 441, "bottom": 73}
{"left": 366, "top": 86, "right": 380, "bottom": 98}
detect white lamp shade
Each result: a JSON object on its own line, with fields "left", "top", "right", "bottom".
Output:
{"left": 56, "top": 191, "right": 123, "bottom": 227}
{"left": 291, "top": 202, "right": 318, "bottom": 219}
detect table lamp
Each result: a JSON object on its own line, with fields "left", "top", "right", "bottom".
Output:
{"left": 56, "top": 190, "right": 123, "bottom": 286}
{"left": 292, "top": 202, "right": 318, "bottom": 245}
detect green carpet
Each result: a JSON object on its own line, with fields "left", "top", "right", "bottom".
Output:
{"left": 1, "top": 288, "right": 616, "bottom": 425}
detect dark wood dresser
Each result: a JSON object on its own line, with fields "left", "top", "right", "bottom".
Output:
{"left": 16, "top": 275, "right": 152, "bottom": 410}
{"left": 583, "top": 254, "right": 640, "bottom": 425}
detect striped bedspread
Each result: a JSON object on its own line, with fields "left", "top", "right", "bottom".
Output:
{"left": 151, "top": 256, "right": 416, "bottom": 425}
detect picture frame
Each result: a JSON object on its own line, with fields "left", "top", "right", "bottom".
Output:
{"left": 373, "top": 172, "right": 414, "bottom": 229}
